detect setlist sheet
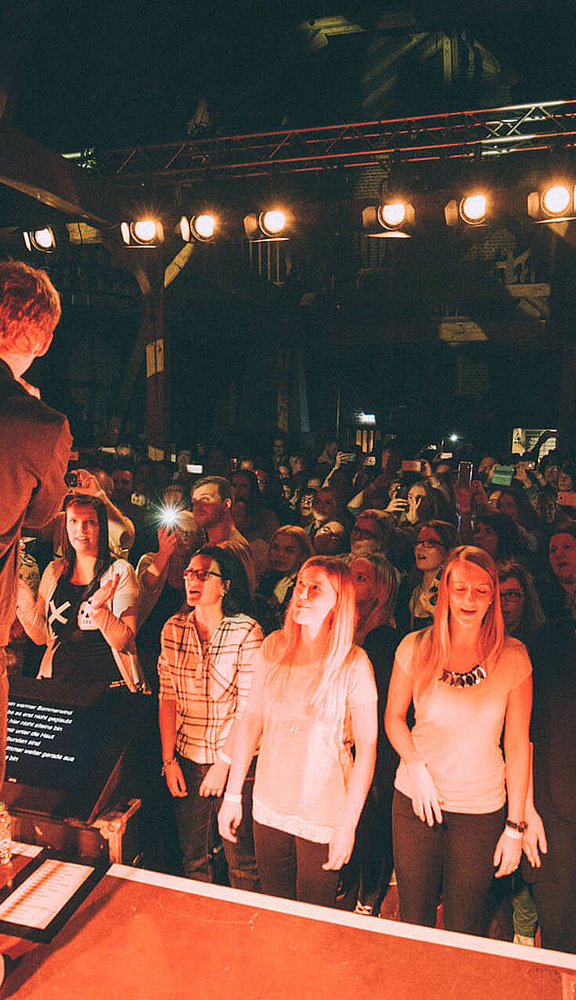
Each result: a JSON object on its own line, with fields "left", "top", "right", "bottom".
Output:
{"left": 0, "top": 859, "right": 94, "bottom": 929}
{"left": 0, "top": 852, "right": 108, "bottom": 941}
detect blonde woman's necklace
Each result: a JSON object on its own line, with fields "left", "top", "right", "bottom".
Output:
{"left": 439, "top": 664, "right": 487, "bottom": 688}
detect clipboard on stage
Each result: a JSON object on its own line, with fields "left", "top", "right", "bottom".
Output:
{"left": 0, "top": 849, "right": 108, "bottom": 942}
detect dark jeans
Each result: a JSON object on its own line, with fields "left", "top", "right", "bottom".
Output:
{"left": 530, "top": 809, "right": 576, "bottom": 953}
{"left": 393, "top": 790, "right": 506, "bottom": 936}
{"left": 175, "top": 754, "right": 259, "bottom": 892}
{"left": 253, "top": 821, "right": 339, "bottom": 907}
{"left": 354, "top": 782, "right": 395, "bottom": 910}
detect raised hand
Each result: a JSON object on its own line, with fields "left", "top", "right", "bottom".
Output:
{"left": 90, "top": 573, "right": 120, "bottom": 611}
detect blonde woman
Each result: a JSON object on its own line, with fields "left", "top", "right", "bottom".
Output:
{"left": 256, "top": 525, "right": 314, "bottom": 620}
{"left": 385, "top": 545, "right": 532, "bottom": 935}
{"left": 219, "top": 556, "right": 377, "bottom": 906}
{"left": 351, "top": 551, "right": 398, "bottom": 644}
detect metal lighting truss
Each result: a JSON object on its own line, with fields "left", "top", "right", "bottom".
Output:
{"left": 93, "top": 99, "right": 576, "bottom": 185}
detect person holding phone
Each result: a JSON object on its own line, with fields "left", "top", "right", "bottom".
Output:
{"left": 16, "top": 495, "right": 144, "bottom": 691}
{"left": 388, "top": 477, "right": 456, "bottom": 546}
{"left": 385, "top": 545, "right": 532, "bottom": 936}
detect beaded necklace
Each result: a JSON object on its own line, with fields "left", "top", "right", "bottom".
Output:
{"left": 439, "top": 664, "right": 487, "bottom": 688}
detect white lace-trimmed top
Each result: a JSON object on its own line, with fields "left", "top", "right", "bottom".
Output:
{"left": 252, "top": 646, "right": 377, "bottom": 843}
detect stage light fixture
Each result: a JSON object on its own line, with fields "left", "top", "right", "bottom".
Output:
{"left": 23, "top": 227, "right": 56, "bottom": 252}
{"left": 362, "top": 201, "right": 415, "bottom": 238}
{"left": 120, "top": 218, "right": 164, "bottom": 247}
{"left": 445, "top": 192, "right": 490, "bottom": 227}
{"left": 460, "top": 195, "right": 487, "bottom": 225}
{"left": 179, "top": 213, "right": 217, "bottom": 243}
{"left": 527, "top": 182, "right": 576, "bottom": 222}
{"left": 243, "top": 208, "right": 292, "bottom": 241}
{"left": 260, "top": 210, "right": 286, "bottom": 237}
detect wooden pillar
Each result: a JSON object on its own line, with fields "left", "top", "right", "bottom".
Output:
{"left": 139, "top": 256, "right": 169, "bottom": 461}
{"left": 557, "top": 344, "right": 576, "bottom": 458}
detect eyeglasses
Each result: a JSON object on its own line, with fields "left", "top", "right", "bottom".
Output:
{"left": 500, "top": 589, "right": 524, "bottom": 602}
{"left": 416, "top": 538, "right": 444, "bottom": 549}
{"left": 183, "top": 568, "right": 223, "bottom": 583}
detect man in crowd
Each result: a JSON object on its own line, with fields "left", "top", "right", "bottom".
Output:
{"left": 0, "top": 260, "right": 71, "bottom": 783}
{"left": 111, "top": 463, "right": 156, "bottom": 565}
{"left": 191, "top": 477, "right": 255, "bottom": 590}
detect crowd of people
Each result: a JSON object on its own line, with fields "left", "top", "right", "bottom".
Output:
{"left": 8, "top": 425, "right": 576, "bottom": 954}
{"left": 5, "top": 260, "right": 574, "bottom": 963}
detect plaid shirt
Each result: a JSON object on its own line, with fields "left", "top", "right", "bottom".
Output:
{"left": 158, "top": 611, "right": 263, "bottom": 764}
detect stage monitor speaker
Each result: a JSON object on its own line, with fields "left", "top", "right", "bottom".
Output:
{"left": 3, "top": 677, "right": 152, "bottom": 824}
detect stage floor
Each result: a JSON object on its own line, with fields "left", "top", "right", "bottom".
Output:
{"left": 0, "top": 847, "right": 575, "bottom": 999}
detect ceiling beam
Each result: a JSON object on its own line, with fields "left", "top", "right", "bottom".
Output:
{"left": 0, "top": 122, "right": 127, "bottom": 226}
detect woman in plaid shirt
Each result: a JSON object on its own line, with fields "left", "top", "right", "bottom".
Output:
{"left": 158, "top": 545, "right": 263, "bottom": 889}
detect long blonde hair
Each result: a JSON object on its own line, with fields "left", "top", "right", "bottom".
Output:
{"left": 414, "top": 545, "right": 504, "bottom": 692}
{"left": 265, "top": 556, "right": 358, "bottom": 723}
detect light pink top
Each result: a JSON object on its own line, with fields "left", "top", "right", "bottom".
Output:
{"left": 253, "top": 646, "right": 377, "bottom": 843}
{"left": 394, "top": 631, "right": 532, "bottom": 814}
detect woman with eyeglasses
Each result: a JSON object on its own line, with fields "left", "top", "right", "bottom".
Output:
{"left": 395, "top": 520, "right": 459, "bottom": 636}
{"left": 218, "top": 556, "right": 377, "bottom": 907}
{"left": 157, "top": 545, "right": 263, "bottom": 889}
{"left": 497, "top": 560, "right": 545, "bottom": 645}
{"left": 385, "top": 545, "right": 532, "bottom": 936}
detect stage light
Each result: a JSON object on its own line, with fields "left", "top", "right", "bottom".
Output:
{"left": 243, "top": 209, "right": 293, "bottom": 241}
{"left": 460, "top": 195, "right": 487, "bottom": 225}
{"left": 193, "top": 214, "right": 216, "bottom": 240}
{"left": 445, "top": 192, "right": 490, "bottom": 227}
{"left": 543, "top": 185, "right": 570, "bottom": 215}
{"left": 362, "top": 201, "right": 415, "bottom": 238}
{"left": 179, "top": 213, "right": 217, "bottom": 243}
{"left": 23, "top": 227, "right": 56, "bottom": 252}
{"left": 527, "top": 182, "right": 576, "bottom": 222}
{"left": 120, "top": 218, "right": 164, "bottom": 247}
{"left": 380, "top": 202, "right": 406, "bottom": 228}
{"left": 260, "top": 210, "right": 286, "bottom": 237}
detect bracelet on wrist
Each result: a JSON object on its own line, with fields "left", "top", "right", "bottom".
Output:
{"left": 506, "top": 819, "right": 528, "bottom": 833}
{"left": 161, "top": 757, "right": 177, "bottom": 776}
{"left": 223, "top": 792, "right": 241, "bottom": 804}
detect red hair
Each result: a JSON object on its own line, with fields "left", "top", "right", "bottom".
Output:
{"left": 0, "top": 261, "right": 61, "bottom": 353}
